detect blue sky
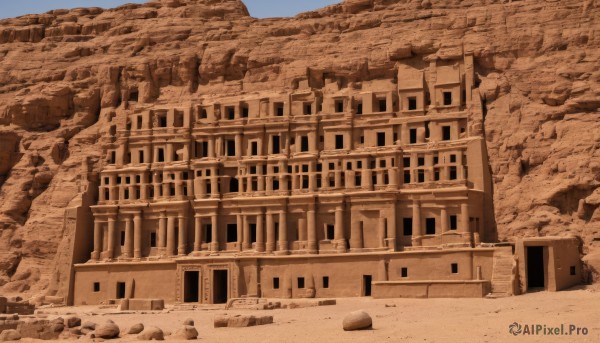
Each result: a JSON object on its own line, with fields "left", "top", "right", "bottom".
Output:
{"left": 0, "top": 0, "right": 341, "bottom": 19}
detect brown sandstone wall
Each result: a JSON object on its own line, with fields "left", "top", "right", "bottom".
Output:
{"left": 0, "top": 0, "right": 598, "bottom": 296}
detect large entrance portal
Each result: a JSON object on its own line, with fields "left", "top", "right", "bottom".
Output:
{"left": 184, "top": 271, "right": 200, "bottom": 303}
{"left": 213, "top": 270, "right": 229, "bottom": 304}
{"left": 527, "top": 246, "right": 545, "bottom": 289}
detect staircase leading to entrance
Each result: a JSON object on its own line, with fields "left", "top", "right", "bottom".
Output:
{"left": 489, "top": 246, "right": 515, "bottom": 297}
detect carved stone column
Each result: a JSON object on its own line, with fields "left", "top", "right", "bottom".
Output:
{"left": 266, "top": 212, "right": 275, "bottom": 253}
{"left": 178, "top": 215, "right": 187, "bottom": 256}
{"left": 194, "top": 215, "right": 202, "bottom": 252}
{"left": 278, "top": 210, "right": 288, "bottom": 253}
{"left": 166, "top": 216, "right": 176, "bottom": 256}
{"left": 133, "top": 212, "right": 142, "bottom": 259}
{"left": 307, "top": 204, "right": 318, "bottom": 254}
{"left": 92, "top": 221, "right": 103, "bottom": 261}
{"left": 107, "top": 217, "right": 116, "bottom": 260}
{"left": 335, "top": 205, "right": 347, "bottom": 253}
{"left": 256, "top": 211, "right": 265, "bottom": 253}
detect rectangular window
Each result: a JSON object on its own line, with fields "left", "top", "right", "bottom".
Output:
{"left": 150, "top": 232, "right": 157, "bottom": 247}
{"left": 227, "top": 224, "right": 238, "bottom": 243}
{"left": 137, "top": 116, "right": 143, "bottom": 129}
{"left": 450, "top": 215, "right": 457, "bottom": 230}
{"left": 443, "top": 92, "right": 453, "bottom": 106}
{"left": 404, "top": 171, "right": 411, "bottom": 184}
{"left": 403, "top": 218, "right": 413, "bottom": 236}
{"left": 449, "top": 167, "right": 457, "bottom": 180}
{"left": 434, "top": 169, "right": 440, "bottom": 181}
{"left": 326, "top": 225, "right": 335, "bottom": 240}
{"left": 356, "top": 102, "right": 363, "bottom": 115}
{"left": 251, "top": 142, "right": 258, "bottom": 156}
{"left": 417, "top": 170, "right": 425, "bottom": 183}
{"left": 301, "top": 136, "right": 309, "bottom": 152}
{"left": 442, "top": 126, "right": 451, "bottom": 141}
{"left": 226, "top": 106, "right": 235, "bottom": 120}
{"left": 200, "top": 109, "right": 208, "bottom": 119}
{"left": 378, "top": 99, "right": 387, "bottom": 112}
{"left": 120, "top": 231, "right": 126, "bottom": 246}
{"left": 139, "top": 150, "right": 144, "bottom": 163}
{"left": 275, "top": 102, "right": 284, "bottom": 116}
{"left": 159, "top": 116, "right": 167, "bottom": 128}
{"left": 335, "top": 135, "right": 344, "bottom": 150}
{"left": 450, "top": 154, "right": 457, "bottom": 163}
{"left": 417, "top": 157, "right": 425, "bottom": 166}
{"left": 570, "top": 266, "right": 576, "bottom": 276}
{"left": 204, "top": 224, "right": 212, "bottom": 243}
{"left": 408, "top": 97, "right": 417, "bottom": 110}
{"left": 223, "top": 140, "right": 233, "bottom": 157}
{"left": 409, "top": 129, "right": 417, "bottom": 144}
{"left": 401, "top": 268, "right": 408, "bottom": 278}
{"left": 273, "top": 277, "right": 280, "bottom": 289}
{"left": 323, "top": 276, "right": 330, "bottom": 289}
{"left": 158, "top": 148, "right": 165, "bottom": 162}
{"left": 116, "top": 282, "right": 126, "bottom": 299}
{"left": 272, "top": 136, "right": 281, "bottom": 154}
{"left": 426, "top": 218, "right": 436, "bottom": 235}
{"left": 297, "top": 277, "right": 305, "bottom": 289}
{"left": 241, "top": 105, "right": 249, "bottom": 118}
{"left": 451, "top": 263, "right": 458, "bottom": 274}
{"left": 403, "top": 157, "right": 411, "bottom": 167}
{"left": 93, "top": 282, "right": 100, "bottom": 292}
{"left": 250, "top": 224, "right": 257, "bottom": 243}
{"left": 377, "top": 132, "right": 386, "bottom": 147}
{"left": 335, "top": 100, "right": 344, "bottom": 113}
{"left": 304, "top": 103, "right": 312, "bottom": 115}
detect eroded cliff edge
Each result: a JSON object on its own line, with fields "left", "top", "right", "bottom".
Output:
{"left": 0, "top": 0, "right": 598, "bottom": 296}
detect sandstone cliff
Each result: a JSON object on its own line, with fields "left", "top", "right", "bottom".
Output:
{"left": 0, "top": 0, "right": 598, "bottom": 296}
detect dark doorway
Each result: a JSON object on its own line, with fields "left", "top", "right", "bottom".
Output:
{"left": 527, "top": 246, "right": 545, "bottom": 289}
{"left": 116, "top": 282, "right": 126, "bottom": 299}
{"left": 363, "top": 275, "right": 372, "bottom": 296}
{"left": 213, "top": 270, "right": 228, "bottom": 304}
{"left": 184, "top": 271, "right": 200, "bottom": 303}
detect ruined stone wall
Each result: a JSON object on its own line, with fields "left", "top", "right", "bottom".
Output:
{"left": 0, "top": 0, "right": 598, "bottom": 297}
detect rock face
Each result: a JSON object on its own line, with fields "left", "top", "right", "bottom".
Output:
{"left": 214, "top": 314, "right": 274, "bottom": 328}
{"left": 342, "top": 310, "right": 372, "bottom": 331}
{"left": 0, "top": 329, "right": 21, "bottom": 342}
{"left": 137, "top": 326, "right": 164, "bottom": 341}
{"left": 93, "top": 321, "right": 120, "bottom": 339}
{"left": 0, "top": 0, "right": 598, "bottom": 297}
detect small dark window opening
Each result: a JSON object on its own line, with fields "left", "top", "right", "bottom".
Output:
{"left": 356, "top": 102, "right": 363, "bottom": 115}
{"left": 200, "top": 109, "right": 208, "bottom": 119}
{"left": 93, "top": 282, "right": 100, "bottom": 292}
{"left": 272, "top": 136, "right": 281, "bottom": 154}
{"left": 110, "top": 151, "right": 116, "bottom": 164}
{"left": 408, "top": 97, "right": 417, "bottom": 110}
{"left": 418, "top": 170, "right": 425, "bottom": 183}
{"left": 116, "top": 282, "right": 126, "bottom": 299}
{"left": 451, "top": 263, "right": 458, "bottom": 274}
{"left": 297, "top": 277, "right": 305, "bottom": 289}
{"left": 449, "top": 167, "right": 457, "bottom": 180}
{"left": 150, "top": 232, "right": 157, "bottom": 247}
{"left": 335, "top": 135, "right": 344, "bottom": 150}
{"left": 570, "top": 266, "right": 576, "bottom": 276}
{"left": 401, "top": 268, "right": 408, "bottom": 278}
{"left": 445, "top": 216, "right": 455, "bottom": 231}
{"left": 230, "top": 178, "right": 239, "bottom": 193}
{"left": 378, "top": 99, "right": 387, "bottom": 112}
{"left": 326, "top": 225, "right": 335, "bottom": 240}
{"left": 273, "top": 277, "right": 280, "bottom": 289}
{"left": 425, "top": 121, "right": 430, "bottom": 139}
{"left": 403, "top": 218, "right": 413, "bottom": 236}
{"left": 403, "top": 157, "right": 411, "bottom": 167}
{"left": 434, "top": 169, "right": 440, "bottom": 181}
{"left": 404, "top": 171, "right": 411, "bottom": 184}
{"left": 304, "top": 103, "right": 312, "bottom": 115}
{"left": 275, "top": 102, "right": 284, "bottom": 116}
{"left": 159, "top": 116, "right": 167, "bottom": 128}
{"left": 335, "top": 100, "right": 344, "bottom": 113}
{"left": 409, "top": 129, "right": 417, "bottom": 144}
{"left": 227, "top": 140, "right": 236, "bottom": 156}
{"left": 129, "top": 90, "right": 139, "bottom": 102}
{"left": 227, "top": 224, "right": 238, "bottom": 243}
{"left": 251, "top": 142, "right": 258, "bottom": 156}
{"left": 450, "top": 154, "right": 457, "bottom": 163}
{"left": 443, "top": 92, "right": 453, "bottom": 106}
{"left": 158, "top": 149, "right": 165, "bottom": 162}
{"left": 301, "top": 136, "right": 309, "bottom": 152}
{"left": 323, "top": 276, "right": 330, "bottom": 289}
{"left": 227, "top": 106, "right": 235, "bottom": 120}
{"left": 355, "top": 175, "right": 362, "bottom": 187}
{"left": 250, "top": 224, "right": 257, "bottom": 243}
{"left": 120, "top": 231, "right": 126, "bottom": 246}
{"left": 417, "top": 157, "right": 425, "bottom": 166}
{"left": 241, "top": 105, "right": 249, "bottom": 118}
{"left": 377, "top": 132, "right": 386, "bottom": 147}
{"left": 426, "top": 218, "right": 436, "bottom": 235}
{"left": 442, "top": 126, "right": 451, "bottom": 141}
{"left": 137, "top": 116, "right": 143, "bottom": 129}
{"left": 205, "top": 224, "right": 212, "bottom": 243}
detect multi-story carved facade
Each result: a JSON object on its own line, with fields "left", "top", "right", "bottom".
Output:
{"left": 73, "top": 55, "right": 581, "bottom": 304}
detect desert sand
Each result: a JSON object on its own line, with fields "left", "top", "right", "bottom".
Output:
{"left": 30, "top": 288, "right": 600, "bottom": 343}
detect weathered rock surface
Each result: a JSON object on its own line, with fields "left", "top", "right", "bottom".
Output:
{"left": 93, "top": 321, "right": 120, "bottom": 339}
{"left": 214, "top": 314, "right": 274, "bottom": 328}
{"left": 173, "top": 325, "right": 198, "bottom": 340}
{"left": 0, "top": 329, "right": 21, "bottom": 341}
{"left": 0, "top": 0, "right": 598, "bottom": 297}
{"left": 127, "top": 323, "right": 145, "bottom": 335}
{"left": 342, "top": 310, "right": 372, "bottom": 331}
{"left": 137, "top": 326, "right": 164, "bottom": 341}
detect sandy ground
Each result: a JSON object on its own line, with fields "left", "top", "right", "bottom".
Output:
{"left": 31, "top": 288, "right": 600, "bottom": 343}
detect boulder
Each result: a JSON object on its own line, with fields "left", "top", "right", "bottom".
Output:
{"left": 67, "top": 316, "right": 81, "bottom": 328}
{"left": 128, "top": 323, "right": 144, "bottom": 335}
{"left": 183, "top": 318, "right": 194, "bottom": 326}
{"left": 137, "top": 326, "right": 164, "bottom": 341}
{"left": 0, "top": 329, "right": 21, "bottom": 341}
{"left": 94, "top": 321, "right": 120, "bottom": 339}
{"left": 342, "top": 310, "right": 372, "bottom": 331}
{"left": 173, "top": 325, "right": 198, "bottom": 340}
